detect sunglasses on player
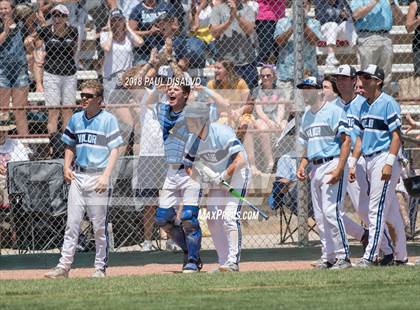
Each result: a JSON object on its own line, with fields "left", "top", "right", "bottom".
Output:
{"left": 80, "top": 93, "right": 99, "bottom": 100}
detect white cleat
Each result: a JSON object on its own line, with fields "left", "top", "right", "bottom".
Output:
{"left": 219, "top": 262, "right": 239, "bottom": 272}
{"left": 91, "top": 269, "right": 106, "bottom": 278}
{"left": 140, "top": 240, "right": 154, "bottom": 252}
{"left": 44, "top": 267, "right": 69, "bottom": 279}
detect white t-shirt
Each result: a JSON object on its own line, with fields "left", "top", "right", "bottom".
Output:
{"left": 0, "top": 138, "right": 30, "bottom": 165}
{"left": 100, "top": 31, "right": 134, "bottom": 79}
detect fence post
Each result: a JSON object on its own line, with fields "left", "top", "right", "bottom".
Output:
{"left": 293, "top": 0, "right": 309, "bottom": 246}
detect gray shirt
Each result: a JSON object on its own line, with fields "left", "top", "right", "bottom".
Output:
{"left": 210, "top": 3, "right": 256, "bottom": 65}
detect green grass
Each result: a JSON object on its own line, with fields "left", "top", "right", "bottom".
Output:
{"left": 1, "top": 267, "right": 420, "bottom": 310}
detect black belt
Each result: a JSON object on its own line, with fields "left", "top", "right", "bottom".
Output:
{"left": 312, "top": 157, "right": 335, "bottom": 165}
{"left": 358, "top": 30, "right": 389, "bottom": 34}
{"left": 363, "top": 151, "right": 383, "bottom": 158}
{"left": 75, "top": 165, "right": 105, "bottom": 173}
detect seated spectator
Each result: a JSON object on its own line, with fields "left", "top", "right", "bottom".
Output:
{"left": 0, "top": 0, "right": 30, "bottom": 136}
{"left": 210, "top": 0, "right": 258, "bottom": 89}
{"left": 188, "top": 0, "right": 217, "bottom": 65}
{"left": 253, "top": 65, "right": 288, "bottom": 172}
{"left": 406, "top": 0, "right": 420, "bottom": 76}
{"left": 36, "top": 5, "right": 78, "bottom": 134}
{"left": 274, "top": 0, "right": 322, "bottom": 100}
{"left": 207, "top": 59, "right": 261, "bottom": 174}
{"left": 256, "top": 0, "right": 286, "bottom": 64}
{"left": 128, "top": 0, "right": 178, "bottom": 65}
{"left": 101, "top": 9, "right": 144, "bottom": 104}
{"left": 350, "top": 0, "right": 404, "bottom": 93}
{"left": 314, "top": 0, "right": 357, "bottom": 66}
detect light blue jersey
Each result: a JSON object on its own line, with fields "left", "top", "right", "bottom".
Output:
{"left": 336, "top": 95, "right": 367, "bottom": 149}
{"left": 183, "top": 123, "right": 246, "bottom": 173}
{"left": 299, "top": 101, "right": 350, "bottom": 161}
{"left": 276, "top": 151, "right": 297, "bottom": 181}
{"left": 353, "top": 92, "right": 401, "bottom": 156}
{"left": 62, "top": 110, "right": 123, "bottom": 169}
{"left": 350, "top": 0, "right": 394, "bottom": 32}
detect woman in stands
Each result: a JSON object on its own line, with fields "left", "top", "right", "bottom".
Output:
{"left": 100, "top": 8, "right": 144, "bottom": 104}
{"left": 36, "top": 4, "right": 78, "bottom": 134}
{"left": 0, "top": 0, "right": 30, "bottom": 135}
{"left": 407, "top": 0, "right": 420, "bottom": 76}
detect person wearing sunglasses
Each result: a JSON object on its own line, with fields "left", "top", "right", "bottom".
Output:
{"left": 45, "top": 80, "right": 124, "bottom": 279}
{"left": 35, "top": 4, "right": 78, "bottom": 134}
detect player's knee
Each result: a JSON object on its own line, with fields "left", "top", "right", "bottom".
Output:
{"left": 181, "top": 205, "right": 200, "bottom": 232}
{"left": 155, "top": 207, "right": 176, "bottom": 231}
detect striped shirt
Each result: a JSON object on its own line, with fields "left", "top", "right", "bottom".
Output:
{"left": 62, "top": 110, "right": 123, "bottom": 169}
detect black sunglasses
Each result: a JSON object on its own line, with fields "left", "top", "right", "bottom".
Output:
{"left": 260, "top": 74, "right": 273, "bottom": 79}
{"left": 52, "top": 12, "right": 67, "bottom": 18}
{"left": 358, "top": 73, "right": 374, "bottom": 80}
{"left": 80, "top": 93, "right": 99, "bottom": 100}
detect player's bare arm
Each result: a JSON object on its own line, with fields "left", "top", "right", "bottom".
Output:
{"left": 63, "top": 145, "right": 75, "bottom": 183}
{"left": 381, "top": 129, "right": 401, "bottom": 181}
{"left": 95, "top": 147, "right": 120, "bottom": 193}
{"left": 297, "top": 151, "right": 309, "bottom": 181}
{"left": 224, "top": 151, "right": 247, "bottom": 179}
{"left": 349, "top": 136, "right": 362, "bottom": 183}
{"left": 327, "top": 133, "right": 351, "bottom": 185}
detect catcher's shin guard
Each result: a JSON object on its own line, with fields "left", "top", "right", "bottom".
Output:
{"left": 181, "top": 205, "right": 202, "bottom": 263}
{"left": 155, "top": 207, "right": 188, "bottom": 253}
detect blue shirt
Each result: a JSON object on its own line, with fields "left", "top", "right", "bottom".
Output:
{"left": 353, "top": 92, "right": 401, "bottom": 155}
{"left": 62, "top": 110, "right": 123, "bottom": 169}
{"left": 299, "top": 101, "right": 350, "bottom": 161}
{"left": 183, "top": 123, "right": 246, "bottom": 173}
{"left": 350, "top": 0, "right": 393, "bottom": 32}
{"left": 274, "top": 17, "right": 323, "bottom": 81}
{"left": 314, "top": 0, "right": 353, "bottom": 25}
{"left": 336, "top": 95, "right": 367, "bottom": 149}
{"left": 276, "top": 151, "right": 297, "bottom": 181}
{"left": 0, "top": 21, "right": 27, "bottom": 65}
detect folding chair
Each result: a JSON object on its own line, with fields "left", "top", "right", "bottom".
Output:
{"left": 8, "top": 159, "right": 68, "bottom": 253}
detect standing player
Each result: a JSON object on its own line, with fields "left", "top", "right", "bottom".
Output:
{"left": 352, "top": 65, "right": 407, "bottom": 267}
{"left": 153, "top": 83, "right": 203, "bottom": 273}
{"left": 333, "top": 65, "right": 395, "bottom": 264}
{"left": 45, "top": 80, "right": 123, "bottom": 278}
{"left": 183, "top": 102, "right": 250, "bottom": 272}
{"left": 296, "top": 77, "right": 352, "bottom": 269}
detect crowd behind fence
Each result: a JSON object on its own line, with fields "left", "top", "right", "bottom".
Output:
{"left": 0, "top": 0, "right": 419, "bottom": 256}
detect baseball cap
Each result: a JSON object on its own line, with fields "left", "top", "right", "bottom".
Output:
{"left": 184, "top": 102, "right": 210, "bottom": 119}
{"left": 296, "top": 76, "right": 322, "bottom": 89}
{"left": 356, "top": 64, "right": 385, "bottom": 81}
{"left": 333, "top": 65, "right": 356, "bottom": 78}
{"left": 109, "top": 8, "right": 125, "bottom": 19}
{"left": 51, "top": 4, "right": 70, "bottom": 16}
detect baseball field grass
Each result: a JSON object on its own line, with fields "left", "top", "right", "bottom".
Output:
{"left": 1, "top": 266, "right": 420, "bottom": 310}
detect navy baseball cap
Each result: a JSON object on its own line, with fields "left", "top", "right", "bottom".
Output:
{"left": 296, "top": 76, "right": 322, "bottom": 89}
{"left": 356, "top": 64, "right": 385, "bottom": 81}
{"left": 333, "top": 65, "right": 357, "bottom": 78}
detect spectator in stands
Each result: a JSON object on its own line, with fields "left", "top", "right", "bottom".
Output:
{"left": 128, "top": 0, "right": 178, "bottom": 65}
{"left": 100, "top": 9, "right": 144, "bottom": 104}
{"left": 350, "top": 0, "right": 404, "bottom": 93}
{"left": 406, "top": 0, "right": 420, "bottom": 75}
{"left": 207, "top": 59, "right": 260, "bottom": 174}
{"left": 274, "top": 0, "right": 322, "bottom": 100}
{"left": 406, "top": 113, "right": 420, "bottom": 138}
{"left": 253, "top": 65, "right": 287, "bottom": 172}
{"left": 188, "top": 0, "right": 217, "bottom": 64}
{"left": 109, "top": 0, "right": 140, "bottom": 18}
{"left": 0, "top": 0, "right": 30, "bottom": 136}
{"left": 355, "top": 75, "right": 366, "bottom": 96}
{"left": 210, "top": 0, "right": 259, "bottom": 89}
{"left": 36, "top": 5, "right": 78, "bottom": 134}
{"left": 314, "top": 0, "right": 357, "bottom": 66}
{"left": 256, "top": 0, "right": 286, "bottom": 64}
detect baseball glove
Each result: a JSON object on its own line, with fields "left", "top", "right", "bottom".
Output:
{"left": 403, "top": 175, "right": 420, "bottom": 198}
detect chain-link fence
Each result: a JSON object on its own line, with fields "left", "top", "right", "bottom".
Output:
{"left": 0, "top": 0, "right": 419, "bottom": 257}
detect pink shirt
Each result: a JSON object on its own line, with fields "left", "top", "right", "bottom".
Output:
{"left": 257, "top": 0, "right": 286, "bottom": 21}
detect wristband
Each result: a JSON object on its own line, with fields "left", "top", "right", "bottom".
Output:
{"left": 347, "top": 156, "right": 357, "bottom": 169}
{"left": 385, "top": 154, "right": 396, "bottom": 166}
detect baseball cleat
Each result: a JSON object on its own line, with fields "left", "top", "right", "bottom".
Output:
{"left": 393, "top": 259, "right": 409, "bottom": 266}
{"left": 360, "top": 229, "right": 369, "bottom": 252}
{"left": 331, "top": 258, "right": 352, "bottom": 270}
{"left": 378, "top": 254, "right": 394, "bottom": 266}
{"left": 219, "top": 262, "right": 239, "bottom": 272}
{"left": 44, "top": 267, "right": 69, "bottom": 279}
{"left": 91, "top": 269, "right": 106, "bottom": 278}
{"left": 140, "top": 240, "right": 154, "bottom": 252}
{"left": 182, "top": 261, "right": 200, "bottom": 274}
{"left": 316, "top": 261, "right": 335, "bottom": 270}
{"left": 354, "top": 258, "right": 376, "bottom": 268}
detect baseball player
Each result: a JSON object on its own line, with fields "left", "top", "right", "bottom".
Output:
{"left": 153, "top": 83, "right": 203, "bottom": 273}
{"left": 333, "top": 65, "right": 395, "bottom": 265}
{"left": 45, "top": 80, "right": 123, "bottom": 279}
{"left": 351, "top": 65, "right": 407, "bottom": 267}
{"left": 182, "top": 102, "right": 250, "bottom": 272}
{"left": 296, "top": 76, "right": 352, "bottom": 269}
